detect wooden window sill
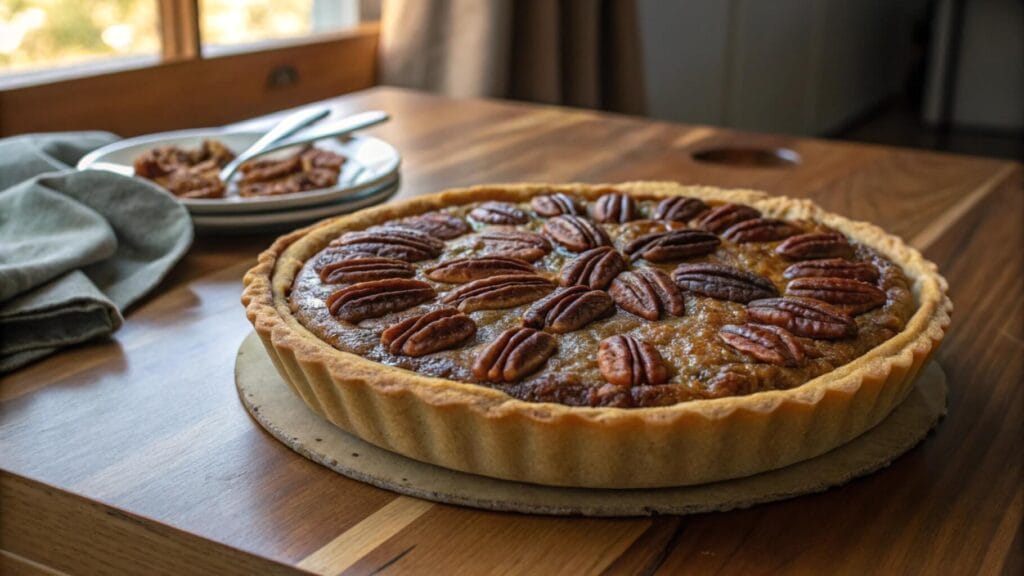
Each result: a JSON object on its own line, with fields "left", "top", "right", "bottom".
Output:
{"left": 0, "top": 23, "right": 380, "bottom": 137}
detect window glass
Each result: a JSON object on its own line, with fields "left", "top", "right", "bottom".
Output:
{"left": 0, "top": 0, "right": 160, "bottom": 75}
{"left": 200, "top": 0, "right": 360, "bottom": 51}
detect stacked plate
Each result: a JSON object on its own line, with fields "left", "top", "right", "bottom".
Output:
{"left": 77, "top": 128, "right": 401, "bottom": 233}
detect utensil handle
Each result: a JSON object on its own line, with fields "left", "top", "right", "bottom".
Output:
{"left": 248, "top": 111, "right": 390, "bottom": 160}
{"left": 219, "top": 105, "right": 331, "bottom": 181}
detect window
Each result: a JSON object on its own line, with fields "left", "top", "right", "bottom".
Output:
{"left": 0, "top": 0, "right": 369, "bottom": 84}
{"left": 201, "top": 0, "right": 360, "bottom": 53}
{"left": 0, "top": 1, "right": 161, "bottom": 77}
{"left": 0, "top": 1, "right": 380, "bottom": 137}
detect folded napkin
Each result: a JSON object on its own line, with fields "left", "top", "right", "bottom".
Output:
{"left": 0, "top": 132, "right": 193, "bottom": 373}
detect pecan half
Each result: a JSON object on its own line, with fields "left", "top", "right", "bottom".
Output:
{"left": 785, "top": 277, "right": 886, "bottom": 314}
{"left": 314, "top": 247, "right": 370, "bottom": 271}
{"left": 747, "top": 297, "right": 857, "bottom": 339}
{"left": 783, "top": 258, "right": 880, "bottom": 283}
{"left": 441, "top": 274, "right": 554, "bottom": 312}
{"left": 319, "top": 256, "right": 415, "bottom": 284}
{"left": 531, "top": 193, "right": 581, "bottom": 216}
{"left": 426, "top": 256, "right": 535, "bottom": 283}
{"left": 722, "top": 218, "right": 800, "bottom": 243}
{"left": 474, "top": 229, "right": 552, "bottom": 262}
{"left": 609, "top": 268, "right": 685, "bottom": 320}
{"left": 672, "top": 263, "right": 778, "bottom": 303}
{"left": 653, "top": 196, "right": 709, "bottom": 222}
{"left": 592, "top": 192, "right": 637, "bottom": 223}
{"left": 695, "top": 203, "right": 761, "bottom": 233}
{"left": 472, "top": 327, "right": 557, "bottom": 382}
{"left": 776, "top": 232, "right": 854, "bottom": 260}
{"left": 543, "top": 215, "right": 612, "bottom": 252}
{"left": 598, "top": 335, "right": 670, "bottom": 386}
{"left": 624, "top": 230, "right": 720, "bottom": 262}
{"left": 330, "top": 228, "right": 444, "bottom": 262}
{"left": 522, "top": 285, "right": 615, "bottom": 333}
{"left": 558, "top": 246, "right": 627, "bottom": 290}
{"left": 585, "top": 382, "right": 685, "bottom": 408}
{"left": 704, "top": 368, "right": 755, "bottom": 399}
{"left": 326, "top": 279, "right": 436, "bottom": 322}
{"left": 469, "top": 201, "right": 529, "bottom": 225}
{"left": 380, "top": 308, "right": 476, "bottom": 356}
{"left": 719, "top": 323, "right": 806, "bottom": 367}
{"left": 393, "top": 211, "right": 469, "bottom": 239}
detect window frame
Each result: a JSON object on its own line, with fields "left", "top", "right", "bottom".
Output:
{"left": 0, "top": 1, "right": 380, "bottom": 137}
{"left": 159, "top": 0, "right": 201, "bottom": 62}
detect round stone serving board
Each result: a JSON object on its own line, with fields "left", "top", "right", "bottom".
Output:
{"left": 235, "top": 332, "right": 947, "bottom": 517}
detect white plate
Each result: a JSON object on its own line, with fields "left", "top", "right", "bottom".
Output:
{"left": 76, "top": 128, "right": 401, "bottom": 214}
{"left": 191, "top": 179, "right": 400, "bottom": 233}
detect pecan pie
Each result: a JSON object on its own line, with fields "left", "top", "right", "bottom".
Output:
{"left": 134, "top": 140, "right": 346, "bottom": 199}
{"left": 134, "top": 139, "right": 235, "bottom": 199}
{"left": 243, "top": 183, "right": 951, "bottom": 488}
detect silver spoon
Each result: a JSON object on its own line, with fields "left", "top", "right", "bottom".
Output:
{"left": 218, "top": 105, "right": 331, "bottom": 182}
{"left": 221, "top": 110, "right": 390, "bottom": 183}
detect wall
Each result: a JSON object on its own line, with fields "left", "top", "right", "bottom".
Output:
{"left": 951, "top": 0, "right": 1023, "bottom": 130}
{"left": 638, "top": 0, "right": 925, "bottom": 135}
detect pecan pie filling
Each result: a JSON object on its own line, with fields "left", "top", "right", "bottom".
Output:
{"left": 288, "top": 192, "right": 915, "bottom": 408}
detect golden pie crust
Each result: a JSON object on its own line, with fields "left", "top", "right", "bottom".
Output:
{"left": 242, "top": 182, "right": 951, "bottom": 488}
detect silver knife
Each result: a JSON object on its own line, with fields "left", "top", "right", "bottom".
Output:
{"left": 221, "top": 110, "right": 390, "bottom": 181}
{"left": 218, "top": 105, "right": 332, "bottom": 182}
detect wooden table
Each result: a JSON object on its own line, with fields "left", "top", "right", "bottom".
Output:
{"left": 2, "top": 87, "right": 1021, "bottom": 575}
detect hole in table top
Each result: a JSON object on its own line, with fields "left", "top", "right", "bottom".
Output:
{"left": 691, "top": 147, "right": 801, "bottom": 168}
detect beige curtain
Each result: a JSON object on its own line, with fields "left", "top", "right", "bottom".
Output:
{"left": 379, "top": 0, "right": 646, "bottom": 114}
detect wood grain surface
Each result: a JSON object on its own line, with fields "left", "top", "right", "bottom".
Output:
{"left": 1, "top": 87, "right": 1020, "bottom": 575}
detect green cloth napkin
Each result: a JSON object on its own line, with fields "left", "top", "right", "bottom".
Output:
{"left": 0, "top": 132, "right": 193, "bottom": 372}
